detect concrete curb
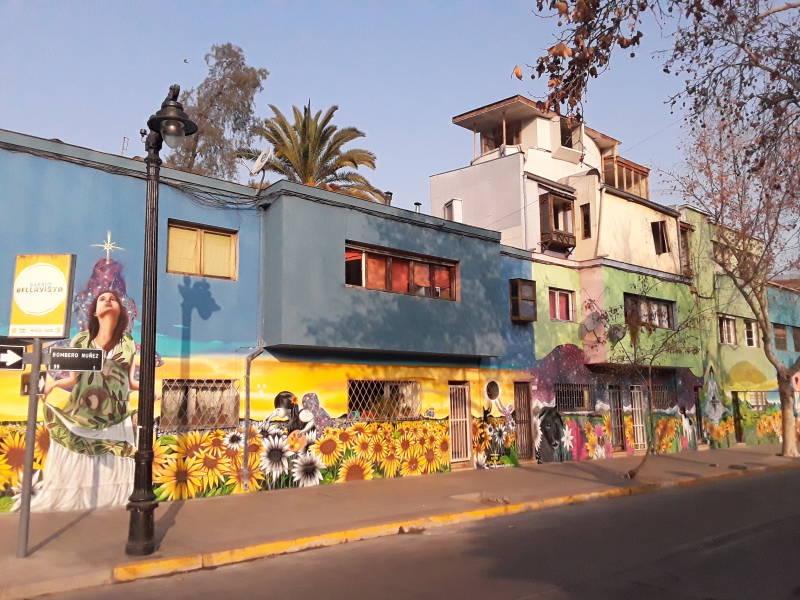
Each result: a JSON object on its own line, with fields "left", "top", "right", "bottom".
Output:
{"left": 4, "top": 461, "right": 798, "bottom": 599}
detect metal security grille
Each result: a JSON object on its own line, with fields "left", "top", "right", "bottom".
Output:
{"left": 346, "top": 380, "right": 421, "bottom": 422}
{"left": 608, "top": 385, "right": 624, "bottom": 450}
{"left": 650, "top": 384, "right": 676, "bottom": 410}
{"left": 159, "top": 379, "right": 239, "bottom": 433}
{"left": 449, "top": 383, "right": 471, "bottom": 462}
{"left": 630, "top": 385, "right": 647, "bottom": 450}
{"left": 554, "top": 383, "right": 592, "bottom": 412}
{"left": 514, "top": 382, "right": 533, "bottom": 459}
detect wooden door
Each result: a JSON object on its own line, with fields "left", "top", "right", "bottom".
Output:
{"left": 449, "top": 384, "right": 471, "bottom": 462}
{"left": 514, "top": 382, "right": 533, "bottom": 459}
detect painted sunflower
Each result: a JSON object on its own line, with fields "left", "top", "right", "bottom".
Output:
{"left": 154, "top": 456, "right": 205, "bottom": 501}
{"left": 34, "top": 425, "right": 50, "bottom": 469}
{"left": 348, "top": 422, "right": 369, "bottom": 438}
{"left": 0, "top": 454, "right": 14, "bottom": 488}
{"left": 337, "top": 456, "right": 374, "bottom": 483}
{"left": 419, "top": 446, "right": 441, "bottom": 474}
{"left": 291, "top": 451, "right": 325, "bottom": 487}
{"left": 205, "top": 430, "right": 227, "bottom": 458}
{"left": 198, "top": 451, "right": 232, "bottom": 490}
{"left": 0, "top": 429, "right": 26, "bottom": 486}
{"left": 436, "top": 436, "right": 450, "bottom": 463}
{"left": 314, "top": 433, "right": 343, "bottom": 467}
{"left": 152, "top": 440, "right": 175, "bottom": 476}
{"left": 172, "top": 430, "right": 210, "bottom": 461}
{"left": 395, "top": 434, "right": 419, "bottom": 461}
{"left": 379, "top": 445, "right": 401, "bottom": 478}
{"left": 335, "top": 428, "right": 355, "bottom": 449}
{"left": 226, "top": 452, "right": 265, "bottom": 494}
{"left": 368, "top": 436, "right": 390, "bottom": 463}
{"left": 400, "top": 453, "right": 424, "bottom": 477}
{"left": 353, "top": 435, "right": 373, "bottom": 460}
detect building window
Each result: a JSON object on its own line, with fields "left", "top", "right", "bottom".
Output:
{"left": 559, "top": 118, "right": 574, "bottom": 149}
{"left": 554, "top": 382, "right": 591, "bottom": 412}
{"left": 793, "top": 326, "right": 800, "bottom": 352}
{"left": 747, "top": 391, "right": 768, "bottom": 412}
{"left": 347, "top": 380, "right": 421, "bottom": 421}
{"left": 580, "top": 203, "right": 591, "bottom": 239}
{"left": 719, "top": 315, "right": 737, "bottom": 345}
{"left": 539, "top": 192, "right": 577, "bottom": 252}
{"left": 549, "top": 288, "right": 574, "bottom": 322}
{"left": 624, "top": 294, "right": 675, "bottom": 329}
{"left": 650, "top": 384, "right": 676, "bottom": 410}
{"left": 744, "top": 320, "right": 759, "bottom": 347}
{"left": 510, "top": 278, "right": 536, "bottom": 322}
{"left": 774, "top": 324, "right": 788, "bottom": 350}
{"left": 651, "top": 221, "right": 670, "bottom": 255}
{"left": 345, "top": 244, "right": 457, "bottom": 300}
{"left": 167, "top": 221, "right": 238, "bottom": 279}
{"left": 679, "top": 223, "right": 693, "bottom": 276}
{"left": 159, "top": 379, "right": 239, "bottom": 431}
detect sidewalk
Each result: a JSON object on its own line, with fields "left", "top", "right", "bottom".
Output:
{"left": 1, "top": 444, "right": 798, "bottom": 599}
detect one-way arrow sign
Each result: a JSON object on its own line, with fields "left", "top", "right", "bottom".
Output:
{"left": 0, "top": 345, "right": 25, "bottom": 370}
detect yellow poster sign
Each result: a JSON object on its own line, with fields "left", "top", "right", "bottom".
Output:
{"left": 9, "top": 254, "right": 76, "bottom": 338}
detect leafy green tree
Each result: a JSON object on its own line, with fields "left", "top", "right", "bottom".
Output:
{"left": 251, "top": 103, "right": 384, "bottom": 203}
{"left": 167, "top": 43, "right": 268, "bottom": 180}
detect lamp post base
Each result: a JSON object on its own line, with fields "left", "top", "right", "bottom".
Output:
{"left": 125, "top": 499, "right": 159, "bottom": 555}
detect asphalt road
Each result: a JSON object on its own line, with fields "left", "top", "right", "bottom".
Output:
{"left": 55, "top": 469, "right": 800, "bottom": 600}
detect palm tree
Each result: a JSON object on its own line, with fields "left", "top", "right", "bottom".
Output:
{"left": 250, "top": 103, "right": 385, "bottom": 203}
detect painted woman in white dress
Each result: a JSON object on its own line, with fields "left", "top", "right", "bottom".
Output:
{"left": 32, "top": 291, "right": 139, "bottom": 511}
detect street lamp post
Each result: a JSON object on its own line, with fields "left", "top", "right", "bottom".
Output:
{"left": 126, "top": 84, "right": 197, "bottom": 556}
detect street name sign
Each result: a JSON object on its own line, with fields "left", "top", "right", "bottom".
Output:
{"left": 9, "top": 254, "right": 76, "bottom": 339}
{"left": 0, "top": 345, "right": 25, "bottom": 370}
{"left": 48, "top": 348, "right": 104, "bottom": 372}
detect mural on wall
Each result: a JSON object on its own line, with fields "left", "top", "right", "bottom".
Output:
{"left": 151, "top": 396, "right": 451, "bottom": 501}
{"left": 6, "top": 256, "right": 142, "bottom": 512}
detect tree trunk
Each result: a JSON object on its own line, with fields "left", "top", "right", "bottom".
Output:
{"left": 778, "top": 373, "right": 798, "bottom": 457}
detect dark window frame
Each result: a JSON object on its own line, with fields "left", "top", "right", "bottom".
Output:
{"left": 624, "top": 293, "right": 675, "bottom": 330}
{"left": 744, "top": 319, "right": 759, "bottom": 347}
{"left": 510, "top": 278, "right": 537, "bottom": 323}
{"left": 580, "top": 203, "right": 591, "bottom": 239}
{"left": 651, "top": 221, "right": 670, "bottom": 255}
{"left": 774, "top": 323, "right": 788, "bottom": 351}
{"left": 554, "top": 382, "right": 592, "bottom": 412}
{"left": 345, "top": 243, "right": 458, "bottom": 301}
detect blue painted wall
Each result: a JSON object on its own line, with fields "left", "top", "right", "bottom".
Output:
{"left": 260, "top": 182, "right": 507, "bottom": 357}
{"left": 767, "top": 285, "right": 800, "bottom": 363}
{"left": 0, "top": 136, "right": 262, "bottom": 357}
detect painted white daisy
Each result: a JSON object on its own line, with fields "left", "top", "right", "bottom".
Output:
{"left": 12, "top": 469, "right": 44, "bottom": 511}
{"left": 474, "top": 451, "right": 487, "bottom": 469}
{"left": 261, "top": 434, "right": 293, "bottom": 479}
{"left": 224, "top": 430, "right": 244, "bottom": 450}
{"left": 561, "top": 423, "right": 574, "bottom": 452}
{"left": 291, "top": 451, "right": 324, "bottom": 487}
{"left": 531, "top": 415, "right": 542, "bottom": 453}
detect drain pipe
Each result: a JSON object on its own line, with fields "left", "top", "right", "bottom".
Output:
{"left": 241, "top": 346, "right": 264, "bottom": 490}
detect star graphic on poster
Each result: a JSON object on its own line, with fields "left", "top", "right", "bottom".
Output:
{"left": 91, "top": 231, "right": 124, "bottom": 262}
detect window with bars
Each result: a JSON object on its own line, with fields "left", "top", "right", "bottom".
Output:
{"left": 549, "top": 288, "right": 574, "bottom": 322}
{"left": 346, "top": 380, "right": 421, "bottom": 422}
{"left": 345, "top": 244, "right": 456, "bottom": 300}
{"left": 554, "top": 382, "right": 592, "bottom": 412}
{"left": 510, "top": 278, "right": 536, "bottom": 322}
{"left": 718, "top": 315, "right": 737, "bottom": 345}
{"left": 159, "top": 379, "right": 239, "bottom": 432}
{"left": 624, "top": 294, "right": 675, "bottom": 329}
{"left": 167, "top": 221, "right": 238, "bottom": 280}
{"left": 744, "top": 320, "right": 759, "bottom": 347}
{"left": 747, "top": 391, "right": 768, "bottom": 412}
{"left": 650, "top": 384, "right": 676, "bottom": 410}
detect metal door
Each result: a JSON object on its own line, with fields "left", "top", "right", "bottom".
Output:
{"left": 608, "top": 385, "right": 624, "bottom": 450}
{"left": 630, "top": 385, "right": 647, "bottom": 450}
{"left": 514, "top": 382, "right": 533, "bottom": 459}
{"left": 449, "top": 384, "right": 471, "bottom": 462}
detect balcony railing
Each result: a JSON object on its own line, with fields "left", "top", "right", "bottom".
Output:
{"left": 541, "top": 230, "right": 576, "bottom": 250}
{"left": 602, "top": 155, "right": 650, "bottom": 200}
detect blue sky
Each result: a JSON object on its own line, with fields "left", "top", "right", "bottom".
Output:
{"left": 0, "top": 1, "right": 684, "bottom": 212}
